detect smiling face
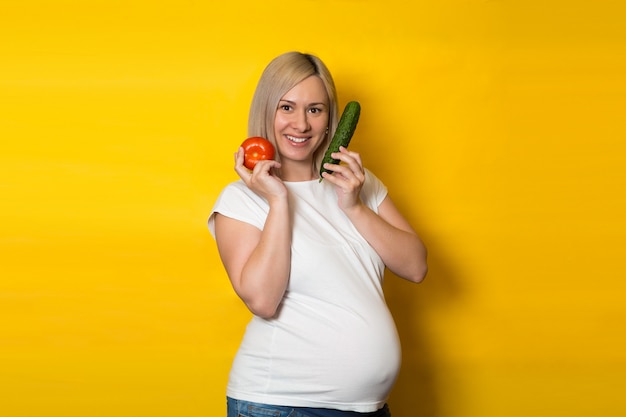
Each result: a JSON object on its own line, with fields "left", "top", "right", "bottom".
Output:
{"left": 273, "top": 75, "right": 330, "bottom": 177}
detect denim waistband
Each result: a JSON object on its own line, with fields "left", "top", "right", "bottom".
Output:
{"left": 226, "top": 397, "right": 391, "bottom": 417}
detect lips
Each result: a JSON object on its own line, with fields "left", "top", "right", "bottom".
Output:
{"left": 286, "top": 135, "right": 310, "bottom": 143}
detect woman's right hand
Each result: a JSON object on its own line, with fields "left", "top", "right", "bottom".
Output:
{"left": 234, "top": 147, "right": 286, "bottom": 203}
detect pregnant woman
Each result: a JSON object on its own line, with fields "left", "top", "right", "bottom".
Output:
{"left": 208, "top": 51, "right": 428, "bottom": 417}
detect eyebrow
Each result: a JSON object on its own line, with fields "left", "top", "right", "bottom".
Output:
{"left": 279, "top": 99, "right": 328, "bottom": 107}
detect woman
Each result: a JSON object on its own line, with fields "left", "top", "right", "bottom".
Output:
{"left": 208, "top": 51, "right": 427, "bottom": 417}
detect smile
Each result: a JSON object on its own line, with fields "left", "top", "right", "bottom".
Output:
{"left": 286, "top": 135, "right": 310, "bottom": 143}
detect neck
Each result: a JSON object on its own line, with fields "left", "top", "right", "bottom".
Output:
{"left": 279, "top": 159, "right": 318, "bottom": 182}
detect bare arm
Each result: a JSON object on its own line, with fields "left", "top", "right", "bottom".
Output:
{"left": 214, "top": 149, "right": 292, "bottom": 318}
{"left": 321, "top": 147, "right": 427, "bottom": 282}
{"left": 343, "top": 194, "right": 427, "bottom": 282}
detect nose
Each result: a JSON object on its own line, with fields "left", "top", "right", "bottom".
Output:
{"left": 293, "top": 109, "right": 310, "bottom": 132}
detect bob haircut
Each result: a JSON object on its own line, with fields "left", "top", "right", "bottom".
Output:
{"left": 248, "top": 51, "right": 339, "bottom": 176}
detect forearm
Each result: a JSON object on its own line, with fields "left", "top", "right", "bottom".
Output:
{"left": 344, "top": 203, "right": 427, "bottom": 283}
{"left": 239, "top": 199, "right": 292, "bottom": 317}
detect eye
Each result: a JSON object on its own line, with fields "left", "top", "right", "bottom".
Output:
{"left": 280, "top": 104, "right": 292, "bottom": 111}
{"left": 309, "top": 107, "right": 323, "bottom": 114}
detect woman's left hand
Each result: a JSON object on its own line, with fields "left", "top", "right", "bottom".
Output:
{"left": 321, "top": 146, "right": 366, "bottom": 212}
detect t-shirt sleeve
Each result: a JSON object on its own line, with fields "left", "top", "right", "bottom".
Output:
{"left": 361, "top": 168, "right": 388, "bottom": 213}
{"left": 207, "top": 181, "right": 269, "bottom": 238}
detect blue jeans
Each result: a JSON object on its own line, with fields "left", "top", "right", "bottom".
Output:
{"left": 227, "top": 397, "right": 391, "bottom": 417}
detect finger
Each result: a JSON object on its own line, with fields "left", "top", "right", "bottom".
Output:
{"left": 234, "top": 147, "right": 252, "bottom": 181}
{"left": 320, "top": 169, "right": 343, "bottom": 185}
{"left": 246, "top": 160, "right": 282, "bottom": 189}
{"left": 234, "top": 147, "right": 245, "bottom": 167}
{"left": 252, "top": 159, "right": 281, "bottom": 175}
{"left": 322, "top": 163, "right": 357, "bottom": 187}
{"left": 333, "top": 147, "right": 361, "bottom": 166}
{"left": 340, "top": 146, "right": 364, "bottom": 170}
{"left": 331, "top": 150, "right": 365, "bottom": 180}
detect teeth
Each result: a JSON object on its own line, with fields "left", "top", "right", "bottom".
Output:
{"left": 287, "top": 135, "right": 308, "bottom": 143}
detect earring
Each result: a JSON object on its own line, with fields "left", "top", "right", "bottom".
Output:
{"left": 325, "top": 127, "right": 329, "bottom": 135}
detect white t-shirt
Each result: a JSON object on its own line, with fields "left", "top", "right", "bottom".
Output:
{"left": 208, "top": 169, "right": 401, "bottom": 412}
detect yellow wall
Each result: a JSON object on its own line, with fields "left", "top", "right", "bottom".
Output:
{"left": 2, "top": 1, "right": 625, "bottom": 416}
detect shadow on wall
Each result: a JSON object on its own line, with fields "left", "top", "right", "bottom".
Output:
{"left": 384, "top": 237, "right": 463, "bottom": 417}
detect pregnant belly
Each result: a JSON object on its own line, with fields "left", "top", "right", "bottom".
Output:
{"left": 232, "top": 295, "right": 402, "bottom": 402}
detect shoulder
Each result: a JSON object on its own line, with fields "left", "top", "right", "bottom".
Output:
{"left": 361, "top": 168, "right": 388, "bottom": 211}
{"left": 363, "top": 168, "right": 385, "bottom": 187}
{"left": 208, "top": 180, "right": 269, "bottom": 237}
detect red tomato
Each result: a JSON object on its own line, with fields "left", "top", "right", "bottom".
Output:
{"left": 241, "top": 136, "right": 275, "bottom": 170}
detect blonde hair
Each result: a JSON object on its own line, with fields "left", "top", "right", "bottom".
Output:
{"left": 248, "top": 51, "right": 339, "bottom": 176}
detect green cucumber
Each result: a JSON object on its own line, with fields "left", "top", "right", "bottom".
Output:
{"left": 319, "top": 101, "right": 361, "bottom": 182}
